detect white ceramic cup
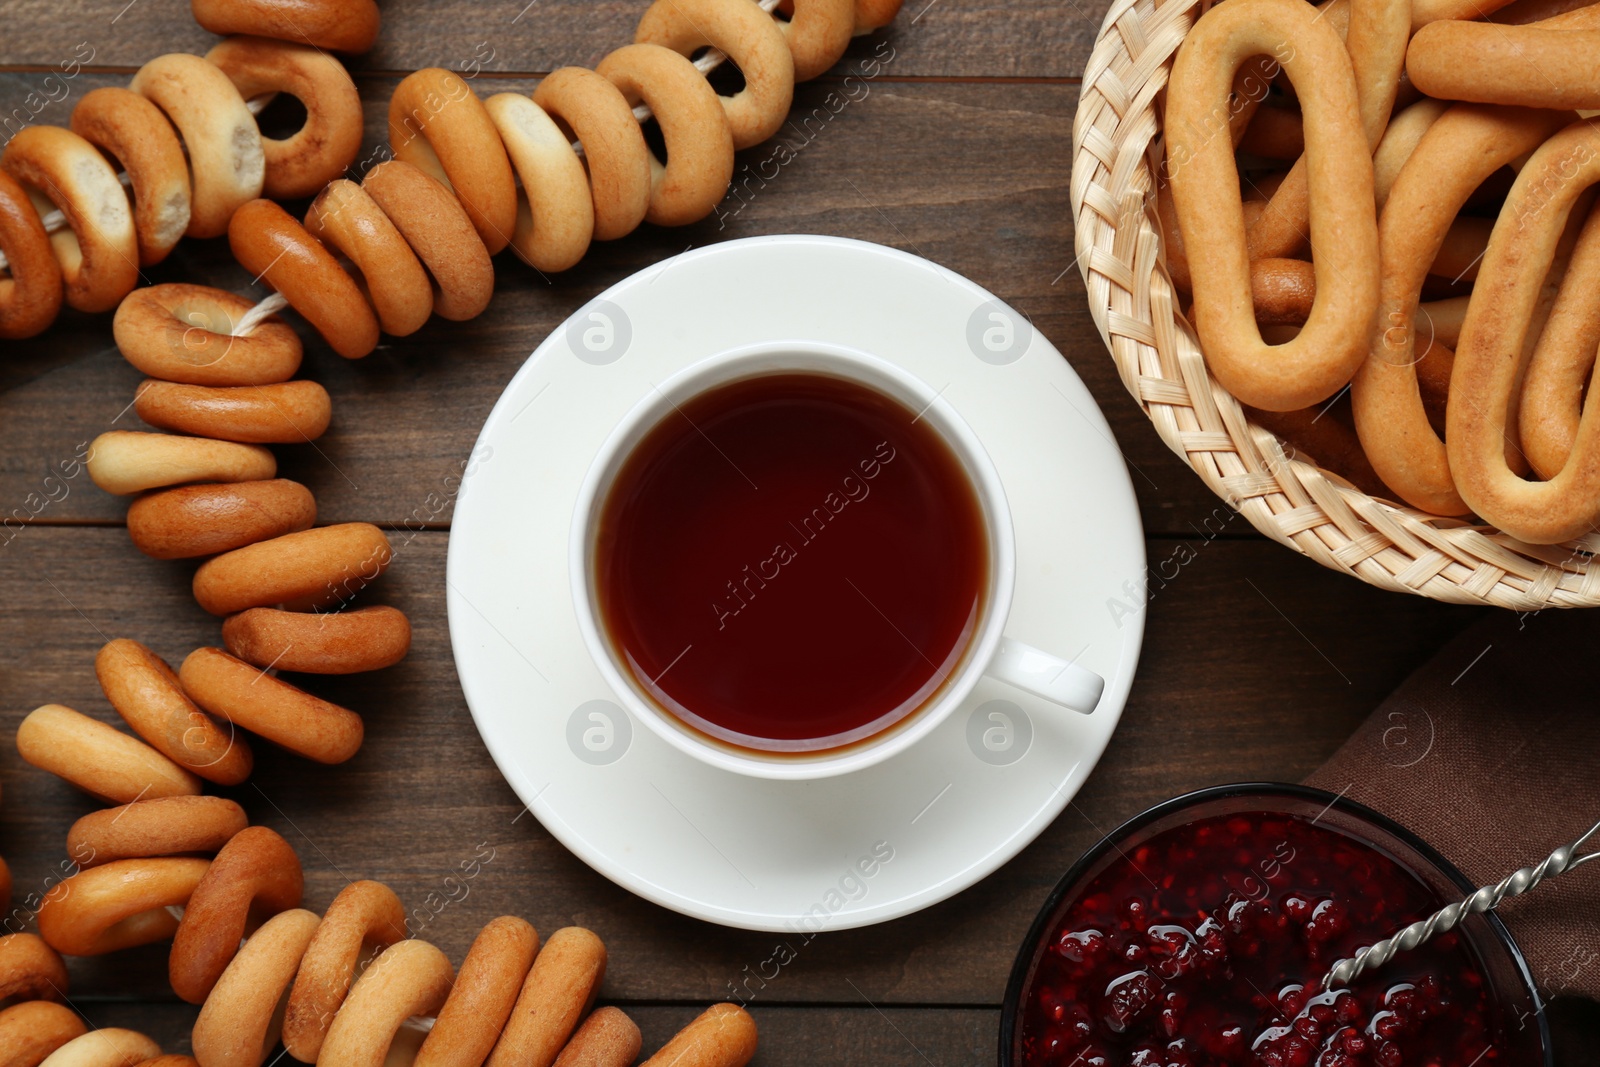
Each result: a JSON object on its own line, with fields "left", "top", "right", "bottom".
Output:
{"left": 570, "top": 341, "right": 1104, "bottom": 779}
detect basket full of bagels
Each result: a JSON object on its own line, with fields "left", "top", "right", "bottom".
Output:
{"left": 1071, "top": 0, "right": 1600, "bottom": 607}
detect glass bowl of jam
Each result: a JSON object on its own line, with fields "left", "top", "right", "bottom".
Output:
{"left": 1001, "top": 783, "right": 1549, "bottom": 1067}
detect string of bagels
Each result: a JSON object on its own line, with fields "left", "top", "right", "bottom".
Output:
{"left": 0, "top": 0, "right": 904, "bottom": 1062}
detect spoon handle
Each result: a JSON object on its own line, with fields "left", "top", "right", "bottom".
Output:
{"left": 1322, "top": 815, "right": 1600, "bottom": 991}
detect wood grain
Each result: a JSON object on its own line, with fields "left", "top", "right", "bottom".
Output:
{"left": 0, "top": 0, "right": 1104, "bottom": 78}
{"left": 4, "top": 5, "right": 1597, "bottom": 1061}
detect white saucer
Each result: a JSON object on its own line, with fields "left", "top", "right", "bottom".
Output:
{"left": 447, "top": 235, "right": 1145, "bottom": 931}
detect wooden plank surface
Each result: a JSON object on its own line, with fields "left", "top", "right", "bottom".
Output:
{"left": 0, "top": 0, "right": 1106, "bottom": 78}
{"left": 4, "top": 2, "right": 1598, "bottom": 1063}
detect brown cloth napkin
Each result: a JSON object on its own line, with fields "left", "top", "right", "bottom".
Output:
{"left": 1305, "top": 608, "right": 1600, "bottom": 1004}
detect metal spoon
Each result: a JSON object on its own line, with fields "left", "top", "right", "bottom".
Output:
{"left": 1321, "top": 815, "right": 1600, "bottom": 990}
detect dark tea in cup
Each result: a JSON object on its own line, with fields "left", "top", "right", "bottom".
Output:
{"left": 594, "top": 371, "right": 989, "bottom": 752}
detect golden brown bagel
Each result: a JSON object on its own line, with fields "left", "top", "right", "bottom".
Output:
{"left": 227, "top": 199, "right": 379, "bottom": 359}
{"left": 192, "top": 908, "right": 321, "bottom": 1067}
{"left": 489, "top": 928, "right": 607, "bottom": 1067}
{"left": 779, "top": 0, "right": 855, "bottom": 81}
{"left": 178, "top": 647, "right": 365, "bottom": 764}
{"left": 37, "top": 859, "right": 209, "bottom": 956}
{"left": 113, "top": 284, "right": 302, "bottom": 387}
{"left": 415, "top": 917, "right": 539, "bottom": 1067}
{"left": 530, "top": 69, "right": 651, "bottom": 243}
{"left": 640, "top": 1004, "right": 759, "bottom": 1067}
{"left": 318, "top": 940, "right": 455, "bottom": 1067}
{"left": 96, "top": 638, "right": 252, "bottom": 786}
{"left": 0, "top": 1001, "right": 86, "bottom": 1067}
{"left": 126, "top": 479, "right": 316, "bottom": 560}
{"left": 191, "top": 522, "right": 393, "bottom": 616}
{"left": 0, "top": 932, "right": 69, "bottom": 1003}
{"left": 283, "top": 880, "right": 408, "bottom": 1062}
{"left": 222, "top": 605, "right": 411, "bottom": 674}
{"left": 131, "top": 53, "right": 264, "bottom": 238}
{"left": 191, "top": 0, "right": 381, "bottom": 53}
{"left": 69, "top": 87, "right": 191, "bottom": 267}
{"left": 388, "top": 68, "right": 517, "bottom": 255}
{"left": 67, "top": 796, "right": 248, "bottom": 869}
{"left": 0, "top": 169, "right": 61, "bottom": 340}
{"left": 596, "top": 45, "right": 735, "bottom": 227}
{"left": 636, "top": 0, "right": 796, "bottom": 150}
{"left": 133, "top": 379, "right": 331, "bottom": 444}
{"left": 305, "top": 180, "right": 433, "bottom": 336}
{"left": 553, "top": 1007, "right": 643, "bottom": 1067}
{"left": 169, "top": 826, "right": 303, "bottom": 1003}
{"left": 360, "top": 161, "right": 495, "bottom": 321}
{"left": 205, "top": 36, "right": 363, "bottom": 199}
{"left": 0, "top": 126, "right": 139, "bottom": 313}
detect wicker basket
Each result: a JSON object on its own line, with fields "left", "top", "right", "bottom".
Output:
{"left": 1070, "top": 0, "right": 1600, "bottom": 609}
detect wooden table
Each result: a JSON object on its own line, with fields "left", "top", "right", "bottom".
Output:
{"left": 0, "top": 2, "right": 1593, "bottom": 1061}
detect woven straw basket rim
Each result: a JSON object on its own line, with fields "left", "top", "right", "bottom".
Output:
{"left": 1070, "top": 0, "right": 1600, "bottom": 609}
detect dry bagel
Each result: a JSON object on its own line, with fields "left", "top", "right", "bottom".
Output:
{"left": 191, "top": 522, "right": 393, "bottom": 616}
{"left": 113, "top": 284, "right": 302, "bottom": 387}
{"left": 205, "top": 36, "right": 363, "bottom": 199}
{"left": 0, "top": 126, "right": 138, "bottom": 313}
{"left": 86, "top": 431, "right": 276, "bottom": 496}
{"left": 67, "top": 796, "right": 248, "bottom": 869}
{"left": 221, "top": 605, "right": 411, "bottom": 674}
{"left": 133, "top": 380, "right": 332, "bottom": 444}
{"left": 126, "top": 479, "right": 316, "bottom": 561}
{"left": 68, "top": 87, "right": 190, "bottom": 267}
{"left": 17, "top": 704, "right": 201, "bottom": 804}
{"left": 169, "top": 826, "right": 303, "bottom": 1003}
{"left": 178, "top": 647, "right": 365, "bottom": 764}
{"left": 96, "top": 638, "right": 253, "bottom": 786}
{"left": 130, "top": 53, "right": 264, "bottom": 238}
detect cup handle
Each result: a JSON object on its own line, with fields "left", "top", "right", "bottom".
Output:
{"left": 986, "top": 636, "right": 1104, "bottom": 715}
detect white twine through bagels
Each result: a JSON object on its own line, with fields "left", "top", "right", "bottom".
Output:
{"left": 0, "top": 0, "right": 783, "bottom": 286}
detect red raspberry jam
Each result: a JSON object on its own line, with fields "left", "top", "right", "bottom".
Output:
{"left": 1015, "top": 810, "right": 1530, "bottom": 1067}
